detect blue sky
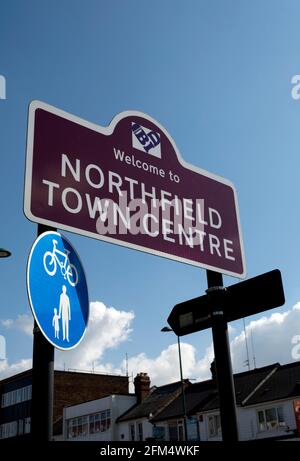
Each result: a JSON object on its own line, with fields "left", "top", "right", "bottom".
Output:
{"left": 1, "top": 0, "right": 300, "bottom": 384}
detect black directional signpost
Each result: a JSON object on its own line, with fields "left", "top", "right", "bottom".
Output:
{"left": 168, "top": 270, "right": 285, "bottom": 336}
{"left": 168, "top": 269, "right": 285, "bottom": 442}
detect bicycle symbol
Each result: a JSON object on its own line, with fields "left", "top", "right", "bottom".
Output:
{"left": 43, "top": 239, "right": 79, "bottom": 287}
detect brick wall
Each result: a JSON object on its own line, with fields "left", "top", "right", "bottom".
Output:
{"left": 0, "top": 369, "right": 129, "bottom": 436}
{"left": 54, "top": 371, "right": 129, "bottom": 424}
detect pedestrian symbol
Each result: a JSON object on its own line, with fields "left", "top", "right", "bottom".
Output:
{"left": 51, "top": 285, "right": 72, "bottom": 341}
{"left": 27, "top": 231, "right": 89, "bottom": 350}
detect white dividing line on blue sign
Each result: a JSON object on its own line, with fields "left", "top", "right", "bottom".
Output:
{"left": 27, "top": 231, "right": 89, "bottom": 351}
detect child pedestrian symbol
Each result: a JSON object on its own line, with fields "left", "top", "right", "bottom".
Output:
{"left": 52, "top": 308, "right": 60, "bottom": 339}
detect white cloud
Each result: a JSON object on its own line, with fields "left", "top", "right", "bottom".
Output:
{"left": 105, "top": 302, "right": 300, "bottom": 387}
{"left": 230, "top": 303, "right": 300, "bottom": 372}
{"left": 1, "top": 319, "right": 13, "bottom": 328}
{"left": 1, "top": 314, "right": 33, "bottom": 336}
{"left": 228, "top": 324, "right": 236, "bottom": 335}
{"left": 2, "top": 301, "right": 300, "bottom": 389}
{"left": 124, "top": 342, "right": 214, "bottom": 387}
{"left": 0, "top": 315, "right": 33, "bottom": 379}
{"left": 0, "top": 301, "right": 134, "bottom": 380}
{"left": 55, "top": 301, "right": 134, "bottom": 370}
{"left": 293, "top": 302, "right": 300, "bottom": 311}
{"left": 120, "top": 302, "right": 300, "bottom": 387}
{"left": 54, "top": 300, "right": 214, "bottom": 387}
{"left": 0, "top": 358, "right": 32, "bottom": 380}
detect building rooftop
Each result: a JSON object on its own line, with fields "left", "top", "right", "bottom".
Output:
{"left": 201, "top": 363, "right": 280, "bottom": 412}
{"left": 117, "top": 380, "right": 189, "bottom": 422}
{"left": 0, "top": 368, "right": 127, "bottom": 385}
{"left": 138, "top": 361, "right": 300, "bottom": 423}
{"left": 246, "top": 361, "right": 300, "bottom": 405}
{"left": 152, "top": 378, "right": 216, "bottom": 422}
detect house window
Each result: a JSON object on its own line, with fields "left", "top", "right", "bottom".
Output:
{"left": 77, "top": 417, "right": 83, "bottom": 437}
{"left": 72, "top": 418, "right": 78, "bottom": 438}
{"left": 95, "top": 413, "right": 101, "bottom": 432}
{"left": 208, "top": 414, "right": 221, "bottom": 438}
{"left": 67, "top": 410, "right": 111, "bottom": 439}
{"left": 168, "top": 421, "right": 184, "bottom": 441}
{"left": 257, "top": 407, "right": 285, "bottom": 432}
{"left": 137, "top": 422, "right": 143, "bottom": 441}
{"left": 24, "top": 417, "right": 31, "bottom": 434}
{"left": 18, "top": 419, "right": 24, "bottom": 436}
{"left": 168, "top": 422, "right": 177, "bottom": 441}
{"left": 106, "top": 409, "right": 111, "bottom": 431}
{"left": 76, "top": 416, "right": 88, "bottom": 437}
{"left": 16, "top": 389, "right": 22, "bottom": 404}
{"left": 177, "top": 420, "right": 184, "bottom": 441}
{"left": 68, "top": 419, "right": 75, "bottom": 439}
{"left": 129, "top": 423, "right": 135, "bottom": 441}
{"left": 82, "top": 416, "right": 88, "bottom": 436}
{"left": 0, "top": 421, "right": 18, "bottom": 439}
{"left": 1, "top": 385, "right": 32, "bottom": 408}
{"left": 101, "top": 409, "right": 111, "bottom": 432}
{"left": 89, "top": 414, "right": 95, "bottom": 434}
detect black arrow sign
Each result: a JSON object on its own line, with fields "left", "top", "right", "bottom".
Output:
{"left": 168, "top": 269, "right": 285, "bottom": 336}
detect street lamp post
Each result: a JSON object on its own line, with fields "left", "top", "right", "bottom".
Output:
{"left": 161, "top": 326, "right": 188, "bottom": 441}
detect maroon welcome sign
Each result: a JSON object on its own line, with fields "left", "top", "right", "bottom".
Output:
{"left": 24, "top": 101, "right": 246, "bottom": 278}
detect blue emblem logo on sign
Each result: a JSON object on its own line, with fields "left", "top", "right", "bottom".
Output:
{"left": 131, "top": 122, "right": 161, "bottom": 158}
{"left": 27, "top": 231, "right": 89, "bottom": 350}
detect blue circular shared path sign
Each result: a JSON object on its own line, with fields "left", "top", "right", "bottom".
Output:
{"left": 27, "top": 231, "right": 89, "bottom": 351}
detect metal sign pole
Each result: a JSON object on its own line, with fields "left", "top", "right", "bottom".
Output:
{"left": 177, "top": 335, "right": 188, "bottom": 441}
{"left": 31, "top": 224, "right": 55, "bottom": 441}
{"left": 206, "top": 270, "right": 239, "bottom": 442}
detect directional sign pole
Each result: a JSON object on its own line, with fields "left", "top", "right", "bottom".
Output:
{"left": 206, "top": 270, "right": 239, "bottom": 442}
{"left": 31, "top": 224, "right": 55, "bottom": 441}
{"left": 168, "top": 270, "right": 284, "bottom": 440}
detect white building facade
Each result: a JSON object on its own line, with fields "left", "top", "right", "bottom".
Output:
{"left": 158, "top": 398, "right": 299, "bottom": 441}
{"left": 117, "top": 418, "right": 154, "bottom": 441}
{"left": 63, "top": 394, "right": 136, "bottom": 441}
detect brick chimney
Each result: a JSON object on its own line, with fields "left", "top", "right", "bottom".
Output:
{"left": 134, "top": 373, "right": 150, "bottom": 403}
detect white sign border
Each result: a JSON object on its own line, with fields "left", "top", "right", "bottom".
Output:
{"left": 24, "top": 100, "right": 246, "bottom": 279}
